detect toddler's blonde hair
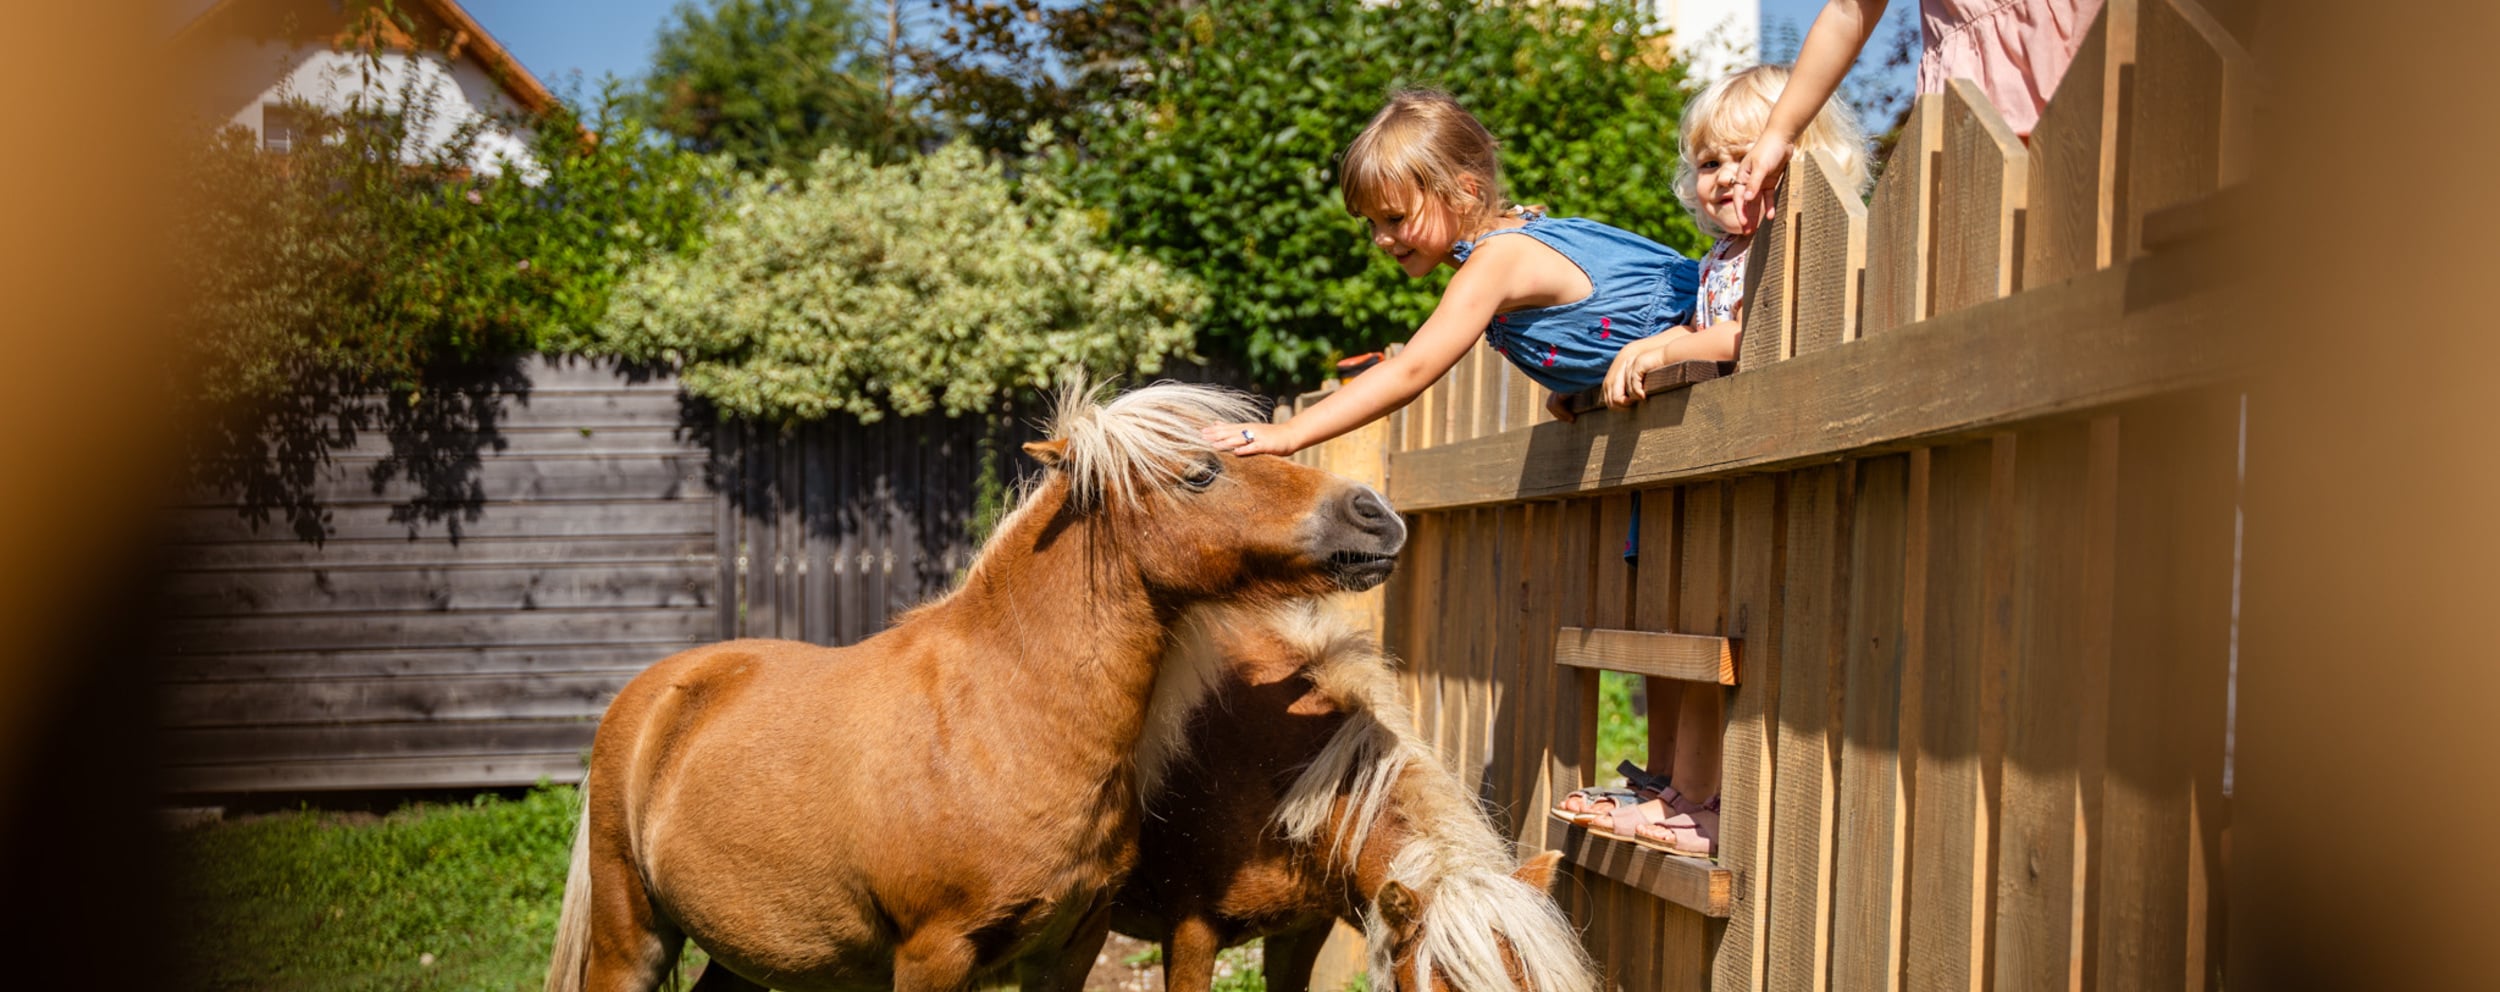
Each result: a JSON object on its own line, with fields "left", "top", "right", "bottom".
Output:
{"left": 1674, "top": 64, "right": 1872, "bottom": 237}
{"left": 1339, "top": 91, "right": 1511, "bottom": 227}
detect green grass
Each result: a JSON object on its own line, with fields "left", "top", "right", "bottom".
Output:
{"left": 172, "top": 784, "right": 711, "bottom": 991}
{"left": 1595, "top": 669, "right": 1650, "bottom": 781}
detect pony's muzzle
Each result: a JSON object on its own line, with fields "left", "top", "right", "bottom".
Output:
{"left": 1324, "top": 485, "right": 1407, "bottom": 591}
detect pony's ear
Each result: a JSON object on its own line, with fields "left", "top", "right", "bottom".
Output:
{"left": 1376, "top": 879, "right": 1424, "bottom": 934}
{"left": 1513, "top": 850, "right": 1565, "bottom": 892}
{"left": 1021, "top": 439, "right": 1069, "bottom": 469}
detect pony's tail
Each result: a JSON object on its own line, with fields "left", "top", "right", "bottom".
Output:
{"left": 544, "top": 784, "right": 595, "bottom": 992}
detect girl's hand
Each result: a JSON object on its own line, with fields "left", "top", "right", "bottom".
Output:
{"left": 1203, "top": 421, "right": 1301, "bottom": 457}
{"left": 1732, "top": 134, "right": 1795, "bottom": 232}
{"left": 1602, "top": 334, "right": 1680, "bottom": 409}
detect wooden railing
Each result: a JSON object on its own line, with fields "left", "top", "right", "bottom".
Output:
{"left": 1294, "top": 0, "right": 2255, "bottom": 987}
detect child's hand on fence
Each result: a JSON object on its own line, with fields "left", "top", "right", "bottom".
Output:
{"left": 1603, "top": 334, "right": 1678, "bottom": 409}
{"left": 1204, "top": 421, "right": 1301, "bottom": 457}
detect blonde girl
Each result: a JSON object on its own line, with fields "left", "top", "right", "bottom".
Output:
{"left": 1204, "top": 90, "right": 1702, "bottom": 455}
{"left": 1599, "top": 64, "right": 1871, "bottom": 409}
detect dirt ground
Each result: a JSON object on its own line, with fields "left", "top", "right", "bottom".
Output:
{"left": 1080, "top": 933, "right": 1165, "bottom": 991}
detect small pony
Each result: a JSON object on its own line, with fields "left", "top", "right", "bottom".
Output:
{"left": 544, "top": 382, "right": 1407, "bottom": 992}
{"left": 1083, "top": 602, "right": 1597, "bottom": 992}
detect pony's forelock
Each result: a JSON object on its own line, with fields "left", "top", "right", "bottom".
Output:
{"left": 1046, "top": 378, "right": 1266, "bottom": 512}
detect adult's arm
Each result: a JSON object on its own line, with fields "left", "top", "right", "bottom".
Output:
{"left": 1734, "top": 0, "right": 1892, "bottom": 225}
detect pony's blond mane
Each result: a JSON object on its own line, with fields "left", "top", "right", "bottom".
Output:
{"left": 1155, "top": 602, "right": 1597, "bottom": 992}
{"left": 1044, "top": 377, "right": 1265, "bottom": 512}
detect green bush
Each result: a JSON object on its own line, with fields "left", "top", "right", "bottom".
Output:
{"left": 173, "top": 76, "right": 725, "bottom": 406}
{"left": 591, "top": 140, "right": 1203, "bottom": 424}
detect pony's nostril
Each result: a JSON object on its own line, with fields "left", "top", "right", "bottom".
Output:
{"left": 1351, "top": 488, "right": 1392, "bottom": 522}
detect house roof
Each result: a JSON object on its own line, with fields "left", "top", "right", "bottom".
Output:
{"left": 177, "top": 0, "right": 556, "bottom": 116}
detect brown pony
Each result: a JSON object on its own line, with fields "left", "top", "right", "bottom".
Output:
{"left": 543, "top": 383, "right": 1407, "bottom": 992}
{"left": 1085, "top": 602, "right": 1596, "bottom": 992}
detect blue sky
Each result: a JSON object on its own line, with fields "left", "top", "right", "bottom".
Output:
{"left": 172, "top": 0, "right": 1915, "bottom": 118}
{"left": 465, "top": 0, "right": 1916, "bottom": 108}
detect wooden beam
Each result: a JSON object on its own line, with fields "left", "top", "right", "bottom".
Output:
{"left": 1559, "top": 360, "right": 1728, "bottom": 417}
{"left": 1554, "top": 626, "right": 1738, "bottom": 684}
{"left": 1384, "top": 260, "right": 2244, "bottom": 512}
{"left": 1550, "top": 812, "right": 1735, "bottom": 918}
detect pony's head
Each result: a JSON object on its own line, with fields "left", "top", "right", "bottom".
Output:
{"left": 1017, "top": 380, "right": 1406, "bottom": 601}
{"left": 1369, "top": 850, "right": 1590, "bottom": 992}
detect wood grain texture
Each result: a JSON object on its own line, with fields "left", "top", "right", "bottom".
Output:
{"left": 1550, "top": 814, "right": 1734, "bottom": 917}
{"left": 168, "top": 752, "right": 592, "bottom": 793}
{"left": 2097, "top": 396, "right": 2237, "bottom": 991}
{"left": 1832, "top": 455, "right": 1912, "bottom": 992}
{"left": 1385, "top": 260, "right": 2243, "bottom": 512}
{"left": 1792, "top": 149, "right": 1869, "bottom": 354}
{"left": 1936, "top": 80, "right": 2030, "bottom": 317}
{"left": 1765, "top": 464, "right": 1853, "bottom": 992}
{"left": 1553, "top": 627, "right": 1736, "bottom": 685}
{"left": 1542, "top": 501, "right": 1601, "bottom": 852}
{"left": 1561, "top": 360, "right": 1726, "bottom": 417}
{"left": 1737, "top": 176, "right": 1798, "bottom": 370}
{"left": 2126, "top": 0, "right": 2256, "bottom": 258}
{"left": 1710, "top": 474, "right": 1785, "bottom": 992}
{"left": 2024, "top": 0, "right": 2137, "bottom": 288}
{"left": 1992, "top": 421, "right": 2117, "bottom": 992}
{"left": 1673, "top": 483, "right": 1729, "bottom": 803}
{"left": 1903, "top": 439, "right": 2013, "bottom": 992}
{"left": 1864, "top": 94, "right": 1943, "bottom": 336}
{"left": 167, "top": 562, "right": 715, "bottom": 617}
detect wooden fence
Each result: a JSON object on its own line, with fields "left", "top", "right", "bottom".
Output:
{"left": 158, "top": 357, "right": 1030, "bottom": 796}
{"left": 1296, "top": 1, "right": 2253, "bottom": 988}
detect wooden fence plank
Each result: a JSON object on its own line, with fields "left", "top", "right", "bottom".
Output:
{"left": 165, "top": 719, "right": 597, "bottom": 766}
{"left": 1832, "top": 454, "right": 1913, "bottom": 992}
{"left": 167, "top": 607, "right": 720, "bottom": 654}
{"left": 1553, "top": 628, "right": 1735, "bottom": 684}
{"left": 1711, "top": 473, "right": 1785, "bottom": 992}
{"left": 2127, "top": 0, "right": 2257, "bottom": 258}
{"left": 1543, "top": 501, "right": 1600, "bottom": 853}
{"left": 167, "top": 562, "right": 715, "bottom": 617}
{"left": 2024, "top": 0, "right": 2137, "bottom": 288}
{"left": 2097, "top": 395, "right": 2237, "bottom": 990}
{"left": 163, "top": 672, "right": 638, "bottom": 728}
{"left": 1904, "top": 439, "right": 2012, "bottom": 992}
{"left": 1737, "top": 179, "right": 1798, "bottom": 371}
{"left": 1864, "top": 94, "right": 1943, "bottom": 336}
{"left": 1935, "top": 80, "right": 2030, "bottom": 317}
{"left": 161, "top": 643, "right": 695, "bottom": 683}
{"left": 174, "top": 452, "right": 712, "bottom": 508}
{"left": 1793, "top": 149, "right": 1869, "bottom": 355}
{"left": 1992, "top": 421, "right": 2117, "bottom": 992}
{"left": 1628, "top": 487, "right": 1677, "bottom": 991}
{"left": 1517, "top": 503, "right": 1564, "bottom": 847}
{"left": 1765, "top": 464, "right": 1853, "bottom": 992}
{"left": 169, "top": 535, "right": 714, "bottom": 570}
{"left": 169, "top": 752, "right": 592, "bottom": 793}
{"left": 1383, "top": 259, "right": 2239, "bottom": 512}
{"left": 167, "top": 499, "right": 715, "bottom": 543}
{"left": 1672, "top": 483, "right": 1728, "bottom": 805}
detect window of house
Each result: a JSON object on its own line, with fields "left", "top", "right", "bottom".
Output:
{"left": 261, "top": 104, "right": 301, "bottom": 154}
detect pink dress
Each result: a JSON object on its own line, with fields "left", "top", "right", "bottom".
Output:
{"left": 1918, "top": 0, "right": 2103, "bottom": 135}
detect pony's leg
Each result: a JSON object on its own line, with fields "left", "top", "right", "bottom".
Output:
{"left": 1260, "top": 922, "right": 1330, "bottom": 992}
{"left": 1162, "top": 916, "right": 1224, "bottom": 992}
{"left": 891, "top": 928, "right": 980, "bottom": 992}
{"left": 1015, "top": 897, "right": 1114, "bottom": 992}
{"left": 576, "top": 846, "right": 687, "bottom": 992}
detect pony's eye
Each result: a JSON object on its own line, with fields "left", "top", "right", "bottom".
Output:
{"left": 1182, "top": 458, "right": 1224, "bottom": 490}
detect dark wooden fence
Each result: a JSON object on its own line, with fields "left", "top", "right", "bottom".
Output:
{"left": 158, "top": 356, "right": 1031, "bottom": 796}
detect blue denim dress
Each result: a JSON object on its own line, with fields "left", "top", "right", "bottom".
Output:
{"left": 1453, "top": 213, "right": 1702, "bottom": 394}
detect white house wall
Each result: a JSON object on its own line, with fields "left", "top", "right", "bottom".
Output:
{"left": 1655, "top": 0, "right": 1759, "bottom": 83}
{"left": 203, "top": 43, "right": 538, "bottom": 176}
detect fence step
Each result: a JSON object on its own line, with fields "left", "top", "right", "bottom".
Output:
{"left": 1553, "top": 625, "right": 1738, "bottom": 685}
{"left": 1548, "top": 811, "right": 1733, "bottom": 917}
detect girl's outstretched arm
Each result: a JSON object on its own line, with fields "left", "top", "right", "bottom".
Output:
{"left": 1204, "top": 259, "right": 1509, "bottom": 456}
{"left": 1733, "top": 0, "right": 1889, "bottom": 226}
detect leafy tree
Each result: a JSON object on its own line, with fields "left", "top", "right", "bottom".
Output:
{"left": 1029, "top": 0, "right": 1702, "bottom": 389}
{"left": 591, "top": 141, "right": 1203, "bottom": 424}
{"left": 174, "top": 79, "right": 725, "bottom": 406}
{"left": 637, "top": 0, "right": 922, "bottom": 172}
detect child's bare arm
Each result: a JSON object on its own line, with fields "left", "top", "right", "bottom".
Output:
{"left": 1204, "top": 263, "right": 1505, "bottom": 456}
{"left": 1733, "top": 0, "right": 1888, "bottom": 224}
{"left": 1602, "top": 304, "right": 1747, "bottom": 409}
